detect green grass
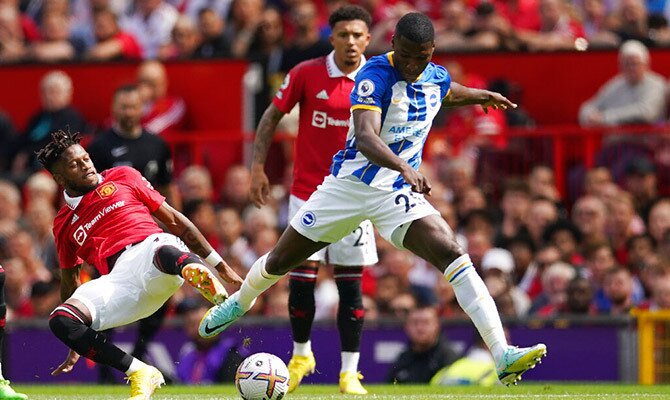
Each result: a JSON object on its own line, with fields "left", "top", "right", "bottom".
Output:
{"left": 12, "top": 384, "right": 670, "bottom": 400}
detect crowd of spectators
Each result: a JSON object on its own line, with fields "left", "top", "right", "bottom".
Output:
{"left": 4, "top": 0, "right": 670, "bottom": 65}
{"left": 2, "top": 114, "right": 670, "bottom": 325}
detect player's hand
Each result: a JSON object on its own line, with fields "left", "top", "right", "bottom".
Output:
{"left": 400, "top": 164, "right": 431, "bottom": 195}
{"left": 250, "top": 164, "right": 270, "bottom": 208}
{"left": 216, "top": 261, "right": 244, "bottom": 286}
{"left": 482, "top": 92, "right": 517, "bottom": 114}
{"left": 52, "top": 350, "right": 80, "bottom": 375}
{"left": 583, "top": 110, "right": 604, "bottom": 126}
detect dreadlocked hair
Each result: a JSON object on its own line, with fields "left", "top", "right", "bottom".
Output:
{"left": 36, "top": 130, "right": 82, "bottom": 173}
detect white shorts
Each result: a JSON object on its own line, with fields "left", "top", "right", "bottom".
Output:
{"left": 290, "top": 175, "right": 439, "bottom": 250}
{"left": 71, "top": 233, "right": 185, "bottom": 331}
{"left": 289, "top": 195, "right": 377, "bottom": 266}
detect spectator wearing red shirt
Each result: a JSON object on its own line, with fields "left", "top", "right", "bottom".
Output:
{"left": 85, "top": 8, "right": 142, "bottom": 61}
{"left": 442, "top": 61, "right": 507, "bottom": 152}
{"left": 137, "top": 60, "right": 187, "bottom": 135}
{"left": 484, "top": 0, "right": 541, "bottom": 31}
{"left": 517, "top": 0, "right": 586, "bottom": 51}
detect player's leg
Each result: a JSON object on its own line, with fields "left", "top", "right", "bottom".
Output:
{"left": 49, "top": 235, "right": 186, "bottom": 398}
{"left": 200, "top": 176, "right": 365, "bottom": 338}
{"left": 49, "top": 298, "right": 145, "bottom": 374}
{"left": 287, "top": 195, "right": 326, "bottom": 393}
{"left": 153, "top": 243, "right": 227, "bottom": 304}
{"left": 401, "top": 214, "right": 546, "bottom": 385}
{"left": 286, "top": 259, "right": 319, "bottom": 393}
{"left": 0, "top": 266, "right": 27, "bottom": 400}
{"left": 285, "top": 195, "right": 321, "bottom": 392}
{"left": 328, "top": 220, "right": 377, "bottom": 395}
{"left": 132, "top": 303, "right": 169, "bottom": 361}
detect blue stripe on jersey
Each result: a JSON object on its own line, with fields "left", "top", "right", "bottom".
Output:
{"left": 391, "top": 143, "right": 423, "bottom": 190}
{"left": 352, "top": 139, "right": 406, "bottom": 184}
{"left": 391, "top": 136, "right": 427, "bottom": 190}
{"left": 407, "top": 84, "right": 427, "bottom": 122}
{"left": 331, "top": 138, "right": 357, "bottom": 176}
{"left": 359, "top": 164, "right": 381, "bottom": 184}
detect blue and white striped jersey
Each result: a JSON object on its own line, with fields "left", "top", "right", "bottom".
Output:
{"left": 330, "top": 52, "right": 451, "bottom": 191}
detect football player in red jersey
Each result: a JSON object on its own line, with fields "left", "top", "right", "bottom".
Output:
{"left": 37, "top": 130, "right": 242, "bottom": 400}
{"left": 250, "top": 5, "right": 375, "bottom": 395}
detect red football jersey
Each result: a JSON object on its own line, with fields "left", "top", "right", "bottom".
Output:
{"left": 53, "top": 166, "right": 165, "bottom": 275}
{"left": 273, "top": 51, "right": 365, "bottom": 200}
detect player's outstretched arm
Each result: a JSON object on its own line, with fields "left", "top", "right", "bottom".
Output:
{"left": 443, "top": 82, "right": 517, "bottom": 113}
{"left": 353, "top": 109, "right": 431, "bottom": 194}
{"left": 251, "top": 104, "right": 286, "bottom": 208}
{"left": 153, "top": 202, "right": 244, "bottom": 285}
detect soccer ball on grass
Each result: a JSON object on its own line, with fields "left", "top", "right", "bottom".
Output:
{"left": 235, "top": 352, "right": 290, "bottom": 400}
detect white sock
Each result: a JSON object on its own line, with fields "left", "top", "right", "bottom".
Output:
{"left": 237, "top": 254, "right": 284, "bottom": 310}
{"left": 445, "top": 254, "right": 508, "bottom": 362}
{"left": 293, "top": 341, "right": 312, "bottom": 357}
{"left": 125, "top": 358, "right": 148, "bottom": 376}
{"left": 340, "top": 352, "right": 360, "bottom": 373}
{"left": 0, "top": 361, "right": 4, "bottom": 380}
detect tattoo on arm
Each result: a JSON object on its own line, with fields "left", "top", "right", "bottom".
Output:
{"left": 171, "top": 213, "right": 212, "bottom": 258}
{"left": 253, "top": 106, "right": 285, "bottom": 165}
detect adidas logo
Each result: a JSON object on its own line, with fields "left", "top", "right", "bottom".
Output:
{"left": 71, "top": 214, "right": 79, "bottom": 225}
{"left": 316, "top": 90, "right": 329, "bottom": 100}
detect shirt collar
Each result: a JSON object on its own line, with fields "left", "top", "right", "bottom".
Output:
{"left": 326, "top": 51, "right": 366, "bottom": 80}
{"left": 64, "top": 174, "right": 103, "bottom": 210}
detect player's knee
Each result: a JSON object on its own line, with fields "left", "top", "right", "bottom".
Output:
{"left": 49, "top": 303, "right": 91, "bottom": 332}
{"left": 153, "top": 245, "right": 204, "bottom": 275}
{"left": 265, "top": 251, "right": 294, "bottom": 275}
{"left": 49, "top": 308, "right": 88, "bottom": 342}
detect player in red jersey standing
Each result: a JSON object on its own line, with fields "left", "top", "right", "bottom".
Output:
{"left": 36, "top": 130, "right": 242, "bottom": 400}
{"left": 250, "top": 5, "right": 375, "bottom": 395}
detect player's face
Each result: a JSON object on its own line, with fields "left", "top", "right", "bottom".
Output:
{"left": 391, "top": 35, "right": 434, "bottom": 83}
{"left": 113, "top": 90, "right": 143, "bottom": 132}
{"left": 53, "top": 144, "right": 100, "bottom": 195}
{"left": 330, "top": 19, "right": 370, "bottom": 67}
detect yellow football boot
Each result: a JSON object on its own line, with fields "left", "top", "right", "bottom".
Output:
{"left": 182, "top": 263, "right": 228, "bottom": 305}
{"left": 287, "top": 352, "right": 316, "bottom": 393}
{"left": 339, "top": 371, "right": 368, "bottom": 395}
{"left": 126, "top": 365, "right": 164, "bottom": 400}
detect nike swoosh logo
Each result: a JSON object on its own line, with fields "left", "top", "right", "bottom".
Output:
{"left": 204, "top": 321, "right": 231, "bottom": 335}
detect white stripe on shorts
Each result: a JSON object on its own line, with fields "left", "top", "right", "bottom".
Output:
{"left": 333, "top": 273, "right": 362, "bottom": 279}
{"left": 52, "top": 306, "right": 85, "bottom": 324}
{"left": 289, "top": 272, "right": 318, "bottom": 279}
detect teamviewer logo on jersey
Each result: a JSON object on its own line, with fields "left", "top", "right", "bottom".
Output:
{"left": 73, "top": 225, "right": 87, "bottom": 245}
{"left": 312, "top": 111, "right": 327, "bottom": 128}
{"left": 301, "top": 211, "right": 316, "bottom": 227}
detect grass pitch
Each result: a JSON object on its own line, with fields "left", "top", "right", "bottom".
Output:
{"left": 13, "top": 384, "right": 670, "bottom": 400}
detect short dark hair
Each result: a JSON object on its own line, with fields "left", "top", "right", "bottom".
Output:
{"left": 542, "top": 219, "right": 583, "bottom": 244}
{"left": 503, "top": 178, "right": 530, "bottom": 196}
{"left": 329, "top": 5, "right": 372, "bottom": 29}
{"left": 395, "top": 12, "right": 434, "bottom": 43}
{"left": 114, "top": 84, "right": 139, "bottom": 100}
{"left": 36, "top": 129, "right": 82, "bottom": 173}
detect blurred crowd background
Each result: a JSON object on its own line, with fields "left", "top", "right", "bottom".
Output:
{"left": 6, "top": 0, "right": 670, "bottom": 64}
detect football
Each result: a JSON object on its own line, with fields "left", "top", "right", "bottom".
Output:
{"left": 235, "top": 353, "right": 290, "bottom": 400}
